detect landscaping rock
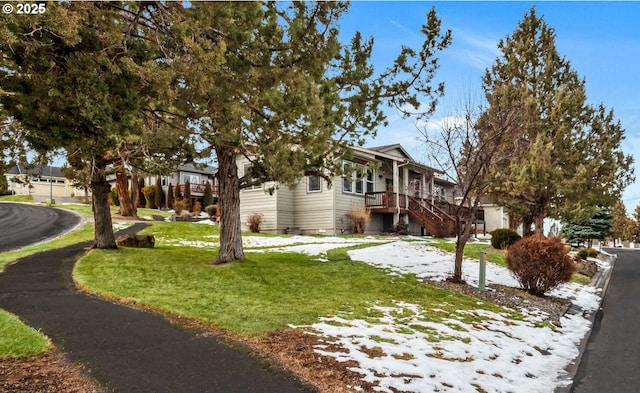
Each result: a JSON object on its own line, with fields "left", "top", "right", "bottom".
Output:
{"left": 116, "top": 234, "right": 155, "bottom": 248}
{"left": 575, "top": 259, "right": 598, "bottom": 277}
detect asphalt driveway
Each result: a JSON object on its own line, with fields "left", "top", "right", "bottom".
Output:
{"left": 0, "top": 202, "right": 80, "bottom": 252}
{"left": 0, "top": 223, "right": 317, "bottom": 393}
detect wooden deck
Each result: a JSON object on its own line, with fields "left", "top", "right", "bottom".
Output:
{"left": 364, "top": 191, "right": 484, "bottom": 237}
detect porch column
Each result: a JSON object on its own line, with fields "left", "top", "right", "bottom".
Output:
{"left": 402, "top": 166, "right": 409, "bottom": 208}
{"left": 402, "top": 166, "right": 409, "bottom": 228}
{"left": 393, "top": 161, "right": 399, "bottom": 223}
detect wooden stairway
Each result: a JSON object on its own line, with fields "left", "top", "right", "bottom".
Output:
{"left": 406, "top": 196, "right": 456, "bottom": 237}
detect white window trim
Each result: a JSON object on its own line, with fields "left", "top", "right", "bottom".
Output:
{"left": 342, "top": 161, "right": 374, "bottom": 196}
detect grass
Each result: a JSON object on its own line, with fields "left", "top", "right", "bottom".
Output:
{"left": 74, "top": 223, "right": 511, "bottom": 337}
{"left": 54, "top": 203, "right": 173, "bottom": 219}
{"left": 429, "top": 238, "right": 506, "bottom": 266}
{"left": 0, "top": 309, "right": 50, "bottom": 358}
{"left": 0, "top": 195, "right": 34, "bottom": 203}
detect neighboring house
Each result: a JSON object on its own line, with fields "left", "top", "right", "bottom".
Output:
{"left": 4, "top": 164, "right": 82, "bottom": 199}
{"left": 479, "top": 201, "right": 511, "bottom": 233}
{"left": 156, "top": 163, "right": 218, "bottom": 205}
{"left": 110, "top": 163, "right": 218, "bottom": 206}
{"left": 238, "top": 144, "right": 473, "bottom": 236}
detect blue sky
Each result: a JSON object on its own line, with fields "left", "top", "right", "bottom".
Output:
{"left": 339, "top": 1, "right": 640, "bottom": 213}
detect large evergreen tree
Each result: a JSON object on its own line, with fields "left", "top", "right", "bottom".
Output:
{"left": 482, "top": 7, "right": 633, "bottom": 235}
{"left": 0, "top": 3, "right": 183, "bottom": 247}
{"left": 163, "top": 2, "right": 451, "bottom": 264}
{"left": 610, "top": 199, "right": 632, "bottom": 245}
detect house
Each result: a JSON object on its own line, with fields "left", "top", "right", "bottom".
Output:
{"left": 4, "top": 164, "right": 83, "bottom": 200}
{"left": 109, "top": 163, "right": 218, "bottom": 207}
{"left": 238, "top": 144, "right": 472, "bottom": 236}
{"left": 156, "top": 163, "right": 218, "bottom": 206}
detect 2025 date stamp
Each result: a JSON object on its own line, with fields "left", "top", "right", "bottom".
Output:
{"left": 2, "top": 3, "right": 47, "bottom": 15}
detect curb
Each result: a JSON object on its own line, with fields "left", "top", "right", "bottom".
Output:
{"left": 554, "top": 251, "right": 617, "bottom": 393}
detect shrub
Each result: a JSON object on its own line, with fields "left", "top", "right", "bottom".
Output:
{"left": 577, "top": 249, "right": 589, "bottom": 260}
{"left": 247, "top": 213, "right": 264, "bottom": 233}
{"left": 491, "top": 228, "right": 521, "bottom": 249}
{"left": 193, "top": 200, "right": 202, "bottom": 216}
{"left": 109, "top": 188, "right": 120, "bottom": 206}
{"left": 141, "top": 185, "right": 156, "bottom": 209}
{"left": 577, "top": 248, "right": 598, "bottom": 260}
{"left": 344, "top": 206, "right": 371, "bottom": 234}
{"left": 506, "top": 236, "right": 576, "bottom": 296}
{"left": 174, "top": 199, "right": 187, "bottom": 216}
{"left": 205, "top": 204, "right": 217, "bottom": 218}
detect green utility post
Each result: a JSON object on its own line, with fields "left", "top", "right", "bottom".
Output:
{"left": 479, "top": 251, "right": 486, "bottom": 291}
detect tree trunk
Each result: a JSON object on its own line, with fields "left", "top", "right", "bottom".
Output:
{"left": 91, "top": 157, "right": 117, "bottom": 249}
{"left": 116, "top": 165, "right": 136, "bottom": 217}
{"left": 213, "top": 145, "right": 246, "bottom": 264}
{"left": 452, "top": 217, "right": 472, "bottom": 283}
{"left": 130, "top": 171, "right": 140, "bottom": 214}
{"left": 533, "top": 210, "right": 545, "bottom": 237}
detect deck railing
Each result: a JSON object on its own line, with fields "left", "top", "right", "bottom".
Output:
{"left": 365, "top": 191, "right": 484, "bottom": 222}
{"left": 177, "top": 183, "right": 219, "bottom": 195}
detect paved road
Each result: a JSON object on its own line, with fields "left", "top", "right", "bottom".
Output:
{"left": 0, "top": 222, "right": 316, "bottom": 393}
{"left": 0, "top": 202, "right": 80, "bottom": 252}
{"left": 571, "top": 248, "right": 640, "bottom": 392}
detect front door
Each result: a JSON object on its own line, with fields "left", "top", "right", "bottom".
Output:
{"left": 385, "top": 178, "right": 394, "bottom": 192}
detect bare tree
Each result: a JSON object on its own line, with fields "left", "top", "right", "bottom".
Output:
{"left": 418, "top": 93, "right": 520, "bottom": 283}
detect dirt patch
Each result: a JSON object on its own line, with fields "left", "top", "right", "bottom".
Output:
{"left": 249, "top": 328, "right": 379, "bottom": 393}
{"left": 0, "top": 350, "right": 102, "bottom": 393}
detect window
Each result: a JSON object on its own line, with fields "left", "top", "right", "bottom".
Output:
{"left": 366, "top": 169, "right": 374, "bottom": 193}
{"left": 307, "top": 175, "right": 321, "bottom": 192}
{"left": 343, "top": 161, "right": 374, "bottom": 195}
{"left": 243, "top": 163, "right": 262, "bottom": 191}
{"left": 343, "top": 162, "right": 353, "bottom": 193}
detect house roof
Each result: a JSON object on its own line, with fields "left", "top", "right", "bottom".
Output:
{"left": 177, "top": 163, "right": 216, "bottom": 175}
{"left": 358, "top": 144, "right": 446, "bottom": 177}
{"left": 367, "top": 144, "right": 416, "bottom": 162}
{"left": 6, "top": 164, "right": 65, "bottom": 178}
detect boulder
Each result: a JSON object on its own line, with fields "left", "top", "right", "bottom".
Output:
{"left": 575, "top": 259, "right": 598, "bottom": 277}
{"left": 116, "top": 234, "right": 155, "bottom": 248}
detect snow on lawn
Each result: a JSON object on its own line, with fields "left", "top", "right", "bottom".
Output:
{"left": 243, "top": 235, "right": 388, "bottom": 259}
{"left": 290, "top": 239, "right": 606, "bottom": 393}
{"left": 158, "top": 232, "right": 387, "bottom": 256}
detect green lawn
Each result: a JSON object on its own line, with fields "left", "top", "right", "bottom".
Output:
{"left": 0, "top": 195, "right": 34, "bottom": 203}
{"left": 429, "top": 238, "right": 506, "bottom": 266}
{"left": 0, "top": 310, "right": 50, "bottom": 358}
{"left": 54, "top": 203, "right": 172, "bottom": 219}
{"left": 75, "top": 222, "right": 512, "bottom": 337}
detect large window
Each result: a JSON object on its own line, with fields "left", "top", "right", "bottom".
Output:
{"left": 343, "top": 161, "right": 374, "bottom": 195}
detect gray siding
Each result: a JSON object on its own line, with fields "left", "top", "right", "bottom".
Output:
{"left": 292, "top": 176, "right": 335, "bottom": 234}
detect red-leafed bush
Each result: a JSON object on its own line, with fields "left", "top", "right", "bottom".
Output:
{"left": 506, "top": 236, "right": 576, "bottom": 296}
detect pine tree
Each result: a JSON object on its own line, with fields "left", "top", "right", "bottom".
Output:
{"left": 482, "top": 7, "right": 633, "bottom": 235}
{"left": 203, "top": 181, "right": 214, "bottom": 208}
{"left": 0, "top": 3, "right": 183, "bottom": 248}
{"left": 155, "top": 176, "right": 165, "bottom": 210}
{"left": 167, "top": 183, "right": 175, "bottom": 210}
{"left": 183, "top": 180, "right": 192, "bottom": 212}
{"left": 165, "top": 3, "right": 451, "bottom": 264}
{"left": 610, "top": 199, "right": 630, "bottom": 245}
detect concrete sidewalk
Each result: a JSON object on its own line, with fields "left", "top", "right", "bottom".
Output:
{"left": 0, "top": 223, "right": 316, "bottom": 393}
